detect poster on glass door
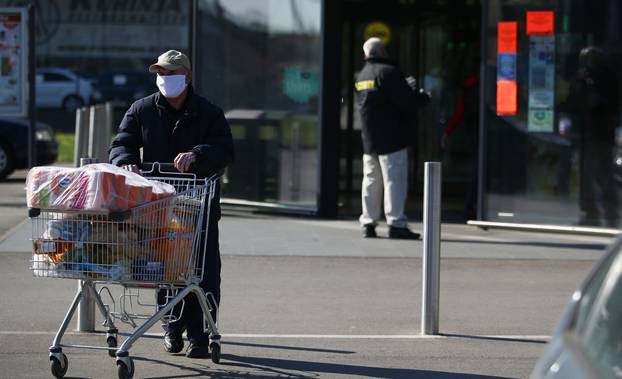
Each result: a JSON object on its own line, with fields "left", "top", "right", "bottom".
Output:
{"left": 527, "top": 35, "right": 555, "bottom": 132}
{"left": 0, "top": 8, "right": 27, "bottom": 118}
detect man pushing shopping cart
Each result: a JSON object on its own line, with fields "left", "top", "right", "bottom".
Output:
{"left": 109, "top": 50, "right": 234, "bottom": 360}
{"left": 27, "top": 49, "right": 232, "bottom": 379}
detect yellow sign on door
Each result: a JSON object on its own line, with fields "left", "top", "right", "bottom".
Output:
{"left": 364, "top": 21, "right": 391, "bottom": 45}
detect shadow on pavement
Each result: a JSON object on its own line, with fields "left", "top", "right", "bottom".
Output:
{"left": 441, "top": 333, "right": 548, "bottom": 345}
{"left": 1, "top": 178, "right": 27, "bottom": 184}
{"left": 136, "top": 354, "right": 514, "bottom": 379}
{"left": 133, "top": 356, "right": 217, "bottom": 379}
{"left": 441, "top": 238, "right": 607, "bottom": 251}
{"left": 224, "top": 340, "right": 356, "bottom": 354}
{"left": 0, "top": 202, "right": 28, "bottom": 207}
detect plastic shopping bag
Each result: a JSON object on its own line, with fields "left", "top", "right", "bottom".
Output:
{"left": 26, "top": 163, "right": 176, "bottom": 212}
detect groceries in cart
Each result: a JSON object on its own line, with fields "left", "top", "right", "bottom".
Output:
{"left": 33, "top": 217, "right": 130, "bottom": 280}
{"left": 150, "top": 213, "right": 195, "bottom": 282}
{"left": 26, "top": 163, "right": 175, "bottom": 213}
{"left": 28, "top": 163, "right": 222, "bottom": 378}
{"left": 28, "top": 163, "right": 203, "bottom": 282}
{"left": 32, "top": 214, "right": 200, "bottom": 281}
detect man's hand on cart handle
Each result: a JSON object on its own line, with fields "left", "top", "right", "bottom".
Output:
{"left": 122, "top": 164, "right": 140, "bottom": 175}
{"left": 174, "top": 152, "right": 197, "bottom": 173}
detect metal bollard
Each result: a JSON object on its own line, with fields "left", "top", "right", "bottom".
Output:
{"left": 77, "top": 157, "right": 97, "bottom": 332}
{"left": 421, "top": 162, "right": 441, "bottom": 335}
{"left": 87, "top": 105, "right": 99, "bottom": 161}
{"left": 73, "top": 108, "right": 90, "bottom": 167}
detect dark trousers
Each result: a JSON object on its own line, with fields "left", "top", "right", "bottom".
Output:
{"left": 464, "top": 142, "right": 479, "bottom": 220}
{"left": 158, "top": 203, "right": 221, "bottom": 345}
{"left": 580, "top": 142, "right": 619, "bottom": 226}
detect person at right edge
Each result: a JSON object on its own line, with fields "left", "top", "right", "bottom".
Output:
{"left": 109, "top": 50, "right": 234, "bottom": 358}
{"left": 355, "top": 37, "right": 431, "bottom": 239}
{"left": 568, "top": 46, "right": 619, "bottom": 226}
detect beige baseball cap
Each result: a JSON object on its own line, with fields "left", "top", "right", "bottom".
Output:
{"left": 148, "top": 50, "right": 191, "bottom": 73}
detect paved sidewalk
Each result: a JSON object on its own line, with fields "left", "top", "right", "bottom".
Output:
{"left": 0, "top": 212, "right": 614, "bottom": 378}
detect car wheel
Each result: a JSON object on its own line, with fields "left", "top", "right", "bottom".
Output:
{"left": 0, "top": 141, "right": 15, "bottom": 180}
{"left": 62, "top": 95, "right": 84, "bottom": 113}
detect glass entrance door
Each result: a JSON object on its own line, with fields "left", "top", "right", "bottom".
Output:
{"left": 417, "top": 8, "right": 481, "bottom": 219}
{"left": 339, "top": 0, "right": 481, "bottom": 221}
{"left": 339, "top": 7, "right": 419, "bottom": 215}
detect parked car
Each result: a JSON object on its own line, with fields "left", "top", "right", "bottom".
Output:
{"left": 93, "top": 70, "right": 156, "bottom": 107}
{"left": 36, "top": 68, "right": 101, "bottom": 113}
{"left": 0, "top": 118, "right": 58, "bottom": 179}
{"left": 530, "top": 236, "right": 622, "bottom": 379}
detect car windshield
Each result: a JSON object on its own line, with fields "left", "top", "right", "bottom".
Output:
{"left": 573, "top": 244, "right": 620, "bottom": 333}
{"left": 578, "top": 247, "right": 622, "bottom": 378}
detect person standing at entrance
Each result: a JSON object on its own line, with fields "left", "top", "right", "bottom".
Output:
{"left": 568, "top": 46, "right": 620, "bottom": 226}
{"left": 355, "top": 37, "right": 430, "bottom": 239}
{"left": 109, "top": 50, "right": 234, "bottom": 358}
{"left": 441, "top": 73, "right": 480, "bottom": 220}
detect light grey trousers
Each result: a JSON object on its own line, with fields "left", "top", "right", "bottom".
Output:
{"left": 359, "top": 148, "right": 409, "bottom": 228}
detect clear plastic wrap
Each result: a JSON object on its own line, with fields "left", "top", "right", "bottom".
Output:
{"left": 26, "top": 163, "right": 176, "bottom": 213}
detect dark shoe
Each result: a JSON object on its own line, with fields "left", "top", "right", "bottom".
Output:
{"left": 363, "top": 224, "right": 377, "bottom": 238}
{"left": 186, "top": 341, "right": 210, "bottom": 358}
{"left": 388, "top": 226, "right": 420, "bottom": 240}
{"left": 164, "top": 331, "right": 184, "bottom": 353}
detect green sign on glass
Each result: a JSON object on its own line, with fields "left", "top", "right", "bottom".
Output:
{"left": 283, "top": 67, "right": 319, "bottom": 104}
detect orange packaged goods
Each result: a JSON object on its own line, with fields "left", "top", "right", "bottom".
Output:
{"left": 26, "top": 163, "right": 176, "bottom": 213}
{"left": 150, "top": 215, "right": 194, "bottom": 282}
{"left": 34, "top": 238, "right": 71, "bottom": 263}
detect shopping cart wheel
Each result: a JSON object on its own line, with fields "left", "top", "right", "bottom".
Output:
{"left": 116, "top": 357, "right": 134, "bottom": 379}
{"left": 50, "top": 353, "right": 68, "bottom": 378}
{"left": 209, "top": 342, "right": 221, "bottom": 364}
{"left": 107, "top": 336, "right": 118, "bottom": 358}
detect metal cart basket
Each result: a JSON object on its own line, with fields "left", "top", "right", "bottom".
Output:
{"left": 29, "top": 163, "right": 221, "bottom": 379}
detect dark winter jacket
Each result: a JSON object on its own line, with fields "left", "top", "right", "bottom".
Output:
{"left": 109, "top": 87, "right": 234, "bottom": 218}
{"left": 355, "top": 57, "right": 429, "bottom": 154}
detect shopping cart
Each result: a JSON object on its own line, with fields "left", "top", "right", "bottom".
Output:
{"left": 29, "top": 162, "right": 221, "bottom": 379}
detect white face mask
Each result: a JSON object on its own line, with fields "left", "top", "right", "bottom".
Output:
{"left": 156, "top": 74, "right": 187, "bottom": 98}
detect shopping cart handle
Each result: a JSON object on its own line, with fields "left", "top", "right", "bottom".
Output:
{"left": 140, "top": 162, "right": 179, "bottom": 174}
{"left": 140, "top": 162, "right": 219, "bottom": 182}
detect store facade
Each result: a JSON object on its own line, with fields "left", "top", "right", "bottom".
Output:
{"left": 4, "top": 0, "right": 621, "bottom": 228}
{"left": 483, "top": 1, "right": 622, "bottom": 228}
{"left": 196, "top": 0, "right": 622, "bottom": 229}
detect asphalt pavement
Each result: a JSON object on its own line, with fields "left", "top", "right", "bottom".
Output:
{"left": 0, "top": 169, "right": 615, "bottom": 378}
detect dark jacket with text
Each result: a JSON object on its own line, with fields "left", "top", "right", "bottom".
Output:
{"left": 355, "top": 57, "right": 428, "bottom": 154}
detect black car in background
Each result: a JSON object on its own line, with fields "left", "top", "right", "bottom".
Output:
{"left": 93, "top": 71, "right": 156, "bottom": 107}
{"left": 0, "top": 118, "right": 58, "bottom": 179}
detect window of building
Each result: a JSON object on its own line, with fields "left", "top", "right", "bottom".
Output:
{"left": 0, "top": 0, "right": 190, "bottom": 126}
{"left": 196, "top": 0, "right": 322, "bottom": 209}
{"left": 484, "top": 0, "right": 622, "bottom": 227}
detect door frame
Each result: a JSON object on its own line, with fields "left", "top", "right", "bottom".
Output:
{"left": 318, "top": 0, "right": 487, "bottom": 220}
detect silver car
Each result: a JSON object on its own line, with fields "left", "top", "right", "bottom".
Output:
{"left": 36, "top": 68, "right": 100, "bottom": 113}
{"left": 530, "top": 236, "right": 622, "bottom": 379}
